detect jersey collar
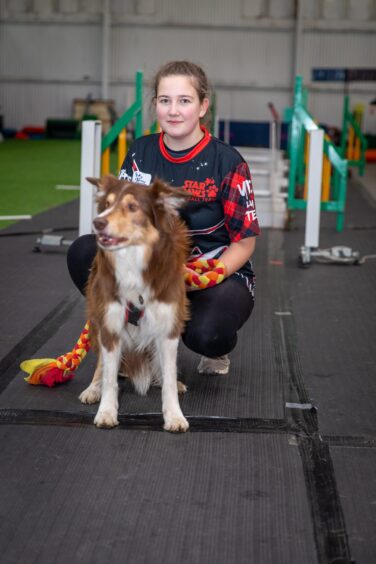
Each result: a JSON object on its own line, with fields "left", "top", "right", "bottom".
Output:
{"left": 159, "top": 126, "right": 211, "bottom": 163}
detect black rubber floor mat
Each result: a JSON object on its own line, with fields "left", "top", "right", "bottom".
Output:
{"left": 0, "top": 199, "right": 78, "bottom": 359}
{"left": 175, "top": 251, "right": 285, "bottom": 419}
{"left": 1, "top": 306, "right": 284, "bottom": 421}
{"left": 281, "top": 225, "right": 376, "bottom": 436}
{"left": 330, "top": 445, "right": 376, "bottom": 564}
{"left": 0, "top": 303, "right": 97, "bottom": 415}
{"left": 0, "top": 426, "right": 317, "bottom": 564}
{"left": 1, "top": 228, "right": 284, "bottom": 421}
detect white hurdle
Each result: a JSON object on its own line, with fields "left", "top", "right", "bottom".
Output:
{"left": 79, "top": 120, "right": 102, "bottom": 236}
{"left": 299, "top": 127, "right": 360, "bottom": 266}
{"left": 304, "top": 128, "right": 324, "bottom": 250}
{"left": 299, "top": 127, "right": 324, "bottom": 265}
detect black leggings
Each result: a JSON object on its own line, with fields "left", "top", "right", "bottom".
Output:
{"left": 67, "top": 235, "right": 254, "bottom": 358}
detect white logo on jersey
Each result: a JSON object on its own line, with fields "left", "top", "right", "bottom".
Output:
{"left": 238, "top": 179, "right": 257, "bottom": 222}
{"left": 119, "top": 170, "right": 131, "bottom": 180}
{"left": 132, "top": 170, "right": 152, "bottom": 185}
{"left": 130, "top": 159, "right": 152, "bottom": 185}
{"left": 238, "top": 179, "right": 253, "bottom": 198}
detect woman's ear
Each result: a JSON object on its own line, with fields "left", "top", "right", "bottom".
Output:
{"left": 199, "top": 97, "right": 210, "bottom": 118}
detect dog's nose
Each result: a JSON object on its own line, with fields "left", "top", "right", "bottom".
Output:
{"left": 93, "top": 217, "right": 108, "bottom": 232}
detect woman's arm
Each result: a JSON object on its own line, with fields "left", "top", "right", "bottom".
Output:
{"left": 184, "top": 237, "right": 256, "bottom": 292}
{"left": 219, "top": 160, "right": 260, "bottom": 279}
{"left": 219, "top": 237, "right": 256, "bottom": 278}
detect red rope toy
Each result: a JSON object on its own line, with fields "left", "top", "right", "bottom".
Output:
{"left": 20, "top": 259, "right": 226, "bottom": 387}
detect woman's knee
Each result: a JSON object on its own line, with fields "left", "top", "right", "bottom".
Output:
{"left": 182, "top": 324, "right": 237, "bottom": 357}
{"left": 67, "top": 234, "right": 96, "bottom": 295}
{"left": 67, "top": 234, "right": 96, "bottom": 264}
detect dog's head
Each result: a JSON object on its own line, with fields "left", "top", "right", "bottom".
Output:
{"left": 87, "top": 175, "right": 188, "bottom": 251}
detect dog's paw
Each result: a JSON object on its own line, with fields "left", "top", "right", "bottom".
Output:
{"left": 79, "top": 384, "right": 101, "bottom": 404}
{"left": 94, "top": 409, "right": 119, "bottom": 429}
{"left": 177, "top": 380, "right": 187, "bottom": 394}
{"left": 163, "top": 414, "right": 189, "bottom": 433}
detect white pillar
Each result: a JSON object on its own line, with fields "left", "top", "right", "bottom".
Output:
{"left": 101, "top": 0, "right": 110, "bottom": 100}
{"left": 79, "top": 121, "right": 102, "bottom": 236}
{"left": 293, "top": 0, "right": 304, "bottom": 86}
{"left": 304, "top": 128, "right": 324, "bottom": 249}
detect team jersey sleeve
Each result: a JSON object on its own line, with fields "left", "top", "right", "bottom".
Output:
{"left": 220, "top": 161, "right": 260, "bottom": 242}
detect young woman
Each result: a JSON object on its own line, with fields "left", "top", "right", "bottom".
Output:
{"left": 67, "top": 60, "right": 260, "bottom": 375}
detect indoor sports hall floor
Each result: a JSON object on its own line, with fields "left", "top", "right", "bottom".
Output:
{"left": 0, "top": 172, "right": 375, "bottom": 564}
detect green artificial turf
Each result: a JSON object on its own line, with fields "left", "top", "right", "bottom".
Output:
{"left": 0, "top": 139, "right": 83, "bottom": 229}
{"left": 0, "top": 138, "right": 121, "bottom": 229}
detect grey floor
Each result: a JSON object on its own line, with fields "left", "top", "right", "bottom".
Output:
{"left": 0, "top": 175, "right": 375, "bottom": 564}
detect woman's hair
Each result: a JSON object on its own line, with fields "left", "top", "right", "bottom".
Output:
{"left": 152, "top": 60, "right": 211, "bottom": 102}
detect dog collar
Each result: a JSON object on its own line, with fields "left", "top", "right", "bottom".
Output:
{"left": 125, "top": 297, "right": 144, "bottom": 326}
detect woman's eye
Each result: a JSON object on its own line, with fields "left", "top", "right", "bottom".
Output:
{"left": 159, "top": 98, "right": 169, "bottom": 104}
{"left": 181, "top": 98, "right": 191, "bottom": 104}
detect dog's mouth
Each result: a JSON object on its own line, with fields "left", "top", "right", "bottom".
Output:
{"left": 97, "top": 234, "right": 128, "bottom": 248}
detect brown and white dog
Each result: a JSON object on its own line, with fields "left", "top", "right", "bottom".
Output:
{"left": 79, "top": 175, "right": 190, "bottom": 432}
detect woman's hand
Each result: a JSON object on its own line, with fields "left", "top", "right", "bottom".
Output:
{"left": 184, "top": 265, "right": 201, "bottom": 292}
{"left": 183, "top": 239, "right": 256, "bottom": 292}
{"left": 184, "top": 260, "right": 227, "bottom": 291}
{"left": 219, "top": 237, "right": 256, "bottom": 278}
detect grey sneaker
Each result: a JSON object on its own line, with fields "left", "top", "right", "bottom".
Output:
{"left": 197, "top": 355, "right": 230, "bottom": 375}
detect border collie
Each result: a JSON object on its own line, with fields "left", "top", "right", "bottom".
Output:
{"left": 79, "top": 175, "right": 190, "bottom": 432}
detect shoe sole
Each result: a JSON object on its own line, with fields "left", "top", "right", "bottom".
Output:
{"left": 197, "top": 368, "right": 229, "bottom": 375}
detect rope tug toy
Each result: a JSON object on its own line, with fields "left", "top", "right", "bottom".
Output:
{"left": 184, "top": 258, "right": 226, "bottom": 289}
{"left": 21, "top": 322, "right": 91, "bottom": 387}
{"left": 20, "top": 259, "right": 226, "bottom": 387}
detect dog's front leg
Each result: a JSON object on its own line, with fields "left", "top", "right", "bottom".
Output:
{"left": 158, "top": 337, "right": 189, "bottom": 433}
{"left": 94, "top": 342, "right": 121, "bottom": 429}
{"left": 79, "top": 350, "right": 103, "bottom": 404}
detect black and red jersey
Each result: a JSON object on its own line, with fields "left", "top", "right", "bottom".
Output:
{"left": 119, "top": 127, "right": 260, "bottom": 293}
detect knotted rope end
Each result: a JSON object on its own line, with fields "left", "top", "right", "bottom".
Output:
{"left": 21, "top": 322, "right": 91, "bottom": 387}
{"left": 21, "top": 358, "right": 74, "bottom": 387}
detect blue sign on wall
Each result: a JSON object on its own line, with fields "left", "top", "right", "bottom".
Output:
{"left": 312, "top": 68, "right": 346, "bottom": 82}
{"left": 312, "top": 68, "right": 376, "bottom": 82}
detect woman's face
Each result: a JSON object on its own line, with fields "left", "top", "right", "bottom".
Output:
{"left": 155, "top": 75, "right": 209, "bottom": 148}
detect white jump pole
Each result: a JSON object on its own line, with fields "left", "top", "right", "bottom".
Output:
{"left": 304, "top": 128, "right": 324, "bottom": 249}
{"left": 79, "top": 120, "right": 102, "bottom": 236}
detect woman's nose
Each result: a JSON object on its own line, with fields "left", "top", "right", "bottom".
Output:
{"left": 168, "top": 101, "right": 179, "bottom": 115}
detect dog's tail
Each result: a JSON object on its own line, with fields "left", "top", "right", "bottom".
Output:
{"left": 20, "top": 322, "right": 91, "bottom": 387}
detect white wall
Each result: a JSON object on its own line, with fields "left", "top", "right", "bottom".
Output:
{"left": 0, "top": 0, "right": 375, "bottom": 134}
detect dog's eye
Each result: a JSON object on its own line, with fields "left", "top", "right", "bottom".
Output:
{"left": 105, "top": 200, "right": 111, "bottom": 208}
{"left": 127, "top": 202, "right": 138, "bottom": 212}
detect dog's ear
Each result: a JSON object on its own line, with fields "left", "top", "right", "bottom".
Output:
{"left": 86, "top": 174, "right": 120, "bottom": 193}
{"left": 86, "top": 176, "right": 102, "bottom": 189}
{"left": 150, "top": 179, "right": 189, "bottom": 215}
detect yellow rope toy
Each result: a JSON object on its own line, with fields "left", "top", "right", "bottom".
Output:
{"left": 20, "top": 259, "right": 226, "bottom": 387}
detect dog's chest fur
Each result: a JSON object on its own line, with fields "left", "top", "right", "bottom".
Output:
{"left": 89, "top": 243, "right": 179, "bottom": 351}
